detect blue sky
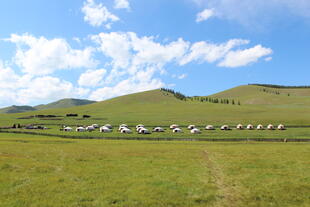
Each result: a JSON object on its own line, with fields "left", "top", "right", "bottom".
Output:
{"left": 0, "top": 0, "right": 310, "bottom": 106}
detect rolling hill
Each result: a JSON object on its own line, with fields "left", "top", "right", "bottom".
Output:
{"left": 0, "top": 105, "right": 37, "bottom": 114}
{"left": 1, "top": 85, "right": 310, "bottom": 126}
{"left": 0, "top": 98, "right": 96, "bottom": 114}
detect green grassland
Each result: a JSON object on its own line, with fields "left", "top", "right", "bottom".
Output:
{"left": 4, "top": 125, "right": 310, "bottom": 140}
{"left": 0, "top": 133, "right": 309, "bottom": 207}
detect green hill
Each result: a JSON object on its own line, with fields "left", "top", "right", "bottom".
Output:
{"left": 1, "top": 86, "right": 309, "bottom": 127}
{"left": 0, "top": 99, "right": 96, "bottom": 114}
{"left": 209, "top": 85, "right": 310, "bottom": 106}
{"left": 0, "top": 105, "right": 36, "bottom": 114}
{"left": 34, "top": 98, "right": 96, "bottom": 110}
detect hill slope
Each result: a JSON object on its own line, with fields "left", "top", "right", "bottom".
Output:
{"left": 209, "top": 85, "right": 310, "bottom": 106}
{"left": 1, "top": 87, "right": 309, "bottom": 126}
{"left": 35, "top": 98, "right": 96, "bottom": 110}
{"left": 0, "top": 98, "right": 96, "bottom": 114}
{"left": 0, "top": 105, "right": 37, "bottom": 114}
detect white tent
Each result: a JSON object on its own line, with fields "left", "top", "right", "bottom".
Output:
{"left": 173, "top": 128, "right": 183, "bottom": 133}
{"left": 205, "top": 125, "right": 215, "bottom": 130}
{"left": 170, "top": 124, "right": 179, "bottom": 129}
{"left": 92, "top": 124, "right": 99, "bottom": 128}
{"left": 153, "top": 127, "right": 164, "bottom": 132}
{"left": 64, "top": 127, "right": 73, "bottom": 132}
{"left": 119, "top": 126, "right": 128, "bottom": 131}
{"left": 138, "top": 128, "right": 151, "bottom": 134}
{"left": 257, "top": 124, "right": 264, "bottom": 130}
{"left": 76, "top": 127, "right": 85, "bottom": 132}
{"left": 278, "top": 124, "right": 285, "bottom": 130}
{"left": 86, "top": 126, "right": 95, "bottom": 131}
{"left": 100, "top": 126, "right": 112, "bottom": 133}
{"left": 136, "top": 124, "right": 144, "bottom": 129}
{"left": 120, "top": 124, "right": 128, "bottom": 128}
{"left": 267, "top": 124, "right": 274, "bottom": 130}
{"left": 247, "top": 124, "right": 254, "bottom": 130}
{"left": 221, "top": 125, "right": 230, "bottom": 130}
{"left": 104, "top": 124, "right": 113, "bottom": 129}
{"left": 187, "top": 125, "right": 196, "bottom": 130}
{"left": 191, "top": 128, "right": 201, "bottom": 134}
{"left": 236, "top": 124, "right": 243, "bottom": 130}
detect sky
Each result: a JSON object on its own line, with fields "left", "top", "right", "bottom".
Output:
{"left": 0, "top": 0, "right": 310, "bottom": 107}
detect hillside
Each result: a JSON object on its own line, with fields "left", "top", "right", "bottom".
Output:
{"left": 1, "top": 87, "right": 310, "bottom": 126}
{"left": 0, "top": 105, "right": 36, "bottom": 114}
{"left": 209, "top": 85, "right": 310, "bottom": 106}
{"left": 0, "top": 98, "right": 96, "bottom": 114}
{"left": 35, "top": 98, "right": 96, "bottom": 110}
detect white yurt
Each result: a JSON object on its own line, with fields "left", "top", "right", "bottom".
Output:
{"left": 76, "top": 127, "right": 85, "bottom": 132}
{"left": 173, "top": 128, "right": 183, "bottom": 133}
{"left": 247, "top": 124, "right": 254, "bottom": 130}
{"left": 86, "top": 126, "right": 95, "bottom": 131}
{"left": 267, "top": 124, "right": 274, "bottom": 130}
{"left": 278, "top": 124, "right": 285, "bottom": 130}
{"left": 191, "top": 128, "right": 201, "bottom": 134}
{"left": 236, "top": 124, "right": 243, "bottom": 130}
{"left": 100, "top": 126, "right": 112, "bottom": 133}
{"left": 221, "top": 125, "right": 230, "bottom": 130}
{"left": 205, "top": 125, "right": 215, "bottom": 130}
{"left": 136, "top": 124, "right": 144, "bottom": 129}
{"left": 138, "top": 128, "right": 151, "bottom": 134}
{"left": 153, "top": 127, "right": 164, "bottom": 132}
{"left": 104, "top": 124, "right": 113, "bottom": 129}
{"left": 170, "top": 124, "right": 179, "bottom": 129}
{"left": 187, "top": 125, "right": 196, "bottom": 130}
{"left": 92, "top": 124, "right": 99, "bottom": 128}
{"left": 64, "top": 127, "right": 73, "bottom": 132}
{"left": 121, "top": 128, "right": 132, "bottom": 134}
{"left": 257, "top": 124, "right": 264, "bottom": 130}
{"left": 119, "top": 126, "right": 128, "bottom": 131}
{"left": 136, "top": 126, "right": 144, "bottom": 132}
{"left": 120, "top": 124, "right": 128, "bottom": 128}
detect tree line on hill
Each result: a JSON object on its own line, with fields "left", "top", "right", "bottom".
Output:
{"left": 160, "top": 88, "right": 241, "bottom": 105}
{"left": 249, "top": 84, "right": 310, "bottom": 89}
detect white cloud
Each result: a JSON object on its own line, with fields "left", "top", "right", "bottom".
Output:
{"left": 89, "top": 70, "right": 164, "bottom": 101}
{"left": 0, "top": 60, "right": 90, "bottom": 106}
{"left": 6, "top": 34, "right": 96, "bottom": 76}
{"left": 178, "top": 74, "right": 187, "bottom": 79}
{"left": 16, "top": 76, "right": 75, "bottom": 104}
{"left": 82, "top": 0, "right": 119, "bottom": 28}
{"left": 78, "top": 69, "right": 107, "bottom": 87}
{"left": 114, "top": 0, "right": 130, "bottom": 10}
{"left": 196, "top": 9, "right": 215, "bottom": 22}
{"left": 180, "top": 39, "right": 249, "bottom": 65}
{"left": 193, "top": 0, "right": 310, "bottom": 27}
{"left": 218, "top": 45, "right": 273, "bottom": 67}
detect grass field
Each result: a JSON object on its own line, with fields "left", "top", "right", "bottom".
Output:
{"left": 0, "top": 133, "right": 309, "bottom": 207}
{"left": 3, "top": 125, "right": 310, "bottom": 140}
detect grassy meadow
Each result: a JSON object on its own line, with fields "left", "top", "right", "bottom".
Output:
{"left": 0, "top": 133, "right": 309, "bottom": 207}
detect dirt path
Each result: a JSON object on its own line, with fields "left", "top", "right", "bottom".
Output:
{"left": 203, "top": 150, "right": 240, "bottom": 207}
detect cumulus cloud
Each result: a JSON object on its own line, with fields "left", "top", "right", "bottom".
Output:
{"left": 114, "top": 0, "right": 130, "bottom": 10}
{"left": 6, "top": 34, "right": 96, "bottom": 76}
{"left": 89, "top": 31, "right": 272, "bottom": 101}
{"left": 180, "top": 39, "right": 249, "bottom": 65}
{"left": 89, "top": 68, "right": 164, "bottom": 101}
{"left": 78, "top": 69, "right": 107, "bottom": 87}
{"left": 82, "top": 0, "right": 119, "bottom": 28}
{"left": 218, "top": 45, "right": 273, "bottom": 67}
{"left": 196, "top": 9, "right": 215, "bottom": 22}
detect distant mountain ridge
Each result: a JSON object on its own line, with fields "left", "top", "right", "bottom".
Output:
{"left": 0, "top": 98, "right": 96, "bottom": 114}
